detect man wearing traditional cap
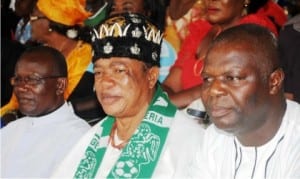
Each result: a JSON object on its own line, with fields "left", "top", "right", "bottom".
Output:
{"left": 52, "top": 13, "right": 204, "bottom": 178}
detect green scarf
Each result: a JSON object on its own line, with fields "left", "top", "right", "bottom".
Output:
{"left": 74, "top": 86, "right": 177, "bottom": 178}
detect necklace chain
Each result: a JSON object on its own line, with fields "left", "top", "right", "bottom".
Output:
{"left": 109, "top": 122, "right": 129, "bottom": 150}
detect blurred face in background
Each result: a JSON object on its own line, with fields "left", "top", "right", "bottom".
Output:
{"left": 204, "top": 0, "right": 244, "bottom": 28}
{"left": 30, "top": 6, "right": 51, "bottom": 43}
{"left": 15, "top": 0, "right": 36, "bottom": 17}
{"left": 109, "top": 0, "right": 145, "bottom": 16}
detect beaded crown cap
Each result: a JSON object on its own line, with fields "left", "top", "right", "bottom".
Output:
{"left": 91, "top": 13, "right": 163, "bottom": 66}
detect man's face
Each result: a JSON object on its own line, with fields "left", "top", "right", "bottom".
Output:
{"left": 13, "top": 53, "right": 62, "bottom": 116}
{"left": 94, "top": 57, "right": 157, "bottom": 118}
{"left": 201, "top": 43, "right": 270, "bottom": 134}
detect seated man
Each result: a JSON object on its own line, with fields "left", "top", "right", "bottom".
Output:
{"left": 51, "top": 13, "right": 204, "bottom": 178}
{"left": 278, "top": 12, "right": 300, "bottom": 103}
{"left": 1, "top": 46, "right": 91, "bottom": 178}
{"left": 190, "top": 24, "right": 300, "bottom": 178}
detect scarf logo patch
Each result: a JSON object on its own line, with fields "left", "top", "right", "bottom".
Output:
{"left": 112, "top": 123, "right": 160, "bottom": 178}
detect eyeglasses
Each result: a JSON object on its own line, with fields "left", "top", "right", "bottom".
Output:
{"left": 10, "top": 75, "right": 63, "bottom": 86}
{"left": 29, "top": 15, "right": 47, "bottom": 22}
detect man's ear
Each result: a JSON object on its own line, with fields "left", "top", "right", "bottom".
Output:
{"left": 56, "top": 78, "right": 67, "bottom": 95}
{"left": 269, "top": 68, "right": 284, "bottom": 95}
{"left": 147, "top": 66, "right": 160, "bottom": 89}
